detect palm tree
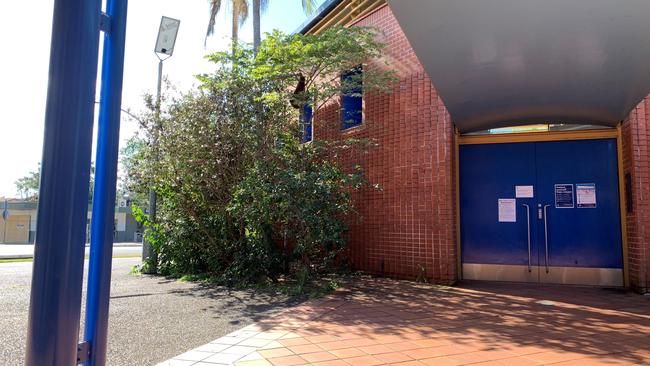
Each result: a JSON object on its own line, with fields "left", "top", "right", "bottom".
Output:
{"left": 251, "top": 0, "right": 267, "bottom": 55}
{"left": 252, "top": 0, "right": 318, "bottom": 53}
{"left": 208, "top": 0, "right": 319, "bottom": 55}
{"left": 206, "top": 0, "right": 249, "bottom": 53}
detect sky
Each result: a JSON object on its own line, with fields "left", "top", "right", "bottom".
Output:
{"left": 0, "top": 0, "right": 323, "bottom": 198}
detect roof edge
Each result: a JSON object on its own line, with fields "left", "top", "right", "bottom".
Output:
{"left": 295, "top": 0, "right": 343, "bottom": 34}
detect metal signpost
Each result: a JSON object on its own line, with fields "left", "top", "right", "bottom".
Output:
{"left": 83, "top": 0, "right": 129, "bottom": 364}
{"left": 2, "top": 199, "right": 7, "bottom": 243}
{"left": 143, "top": 16, "right": 180, "bottom": 273}
{"left": 25, "top": 0, "right": 129, "bottom": 365}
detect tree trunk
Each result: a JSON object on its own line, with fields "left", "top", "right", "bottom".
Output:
{"left": 253, "top": 0, "right": 261, "bottom": 55}
{"left": 231, "top": 5, "right": 239, "bottom": 56}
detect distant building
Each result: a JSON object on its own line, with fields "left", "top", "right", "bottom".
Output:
{"left": 0, "top": 198, "right": 141, "bottom": 244}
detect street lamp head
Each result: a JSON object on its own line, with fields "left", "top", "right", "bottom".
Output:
{"left": 155, "top": 16, "right": 180, "bottom": 57}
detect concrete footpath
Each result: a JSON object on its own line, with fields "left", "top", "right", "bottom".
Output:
{"left": 159, "top": 279, "right": 650, "bottom": 366}
{"left": 0, "top": 242, "right": 142, "bottom": 259}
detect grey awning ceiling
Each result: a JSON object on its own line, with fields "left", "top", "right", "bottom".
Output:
{"left": 387, "top": 0, "right": 650, "bottom": 133}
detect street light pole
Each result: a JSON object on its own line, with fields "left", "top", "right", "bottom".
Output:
{"left": 143, "top": 59, "right": 162, "bottom": 273}
{"left": 142, "top": 16, "right": 180, "bottom": 274}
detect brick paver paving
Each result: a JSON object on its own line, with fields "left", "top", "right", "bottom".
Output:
{"left": 159, "top": 278, "right": 650, "bottom": 366}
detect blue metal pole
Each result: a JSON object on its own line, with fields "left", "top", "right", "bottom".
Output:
{"left": 25, "top": 0, "right": 102, "bottom": 365}
{"left": 84, "top": 0, "right": 129, "bottom": 365}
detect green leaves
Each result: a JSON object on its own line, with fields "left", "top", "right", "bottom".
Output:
{"left": 127, "top": 26, "right": 391, "bottom": 286}
{"left": 249, "top": 26, "right": 397, "bottom": 112}
{"left": 229, "top": 134, "right": 364, "bottom": 274}
{"left": 14, "top": 165, "right": 40, "bottom": 200}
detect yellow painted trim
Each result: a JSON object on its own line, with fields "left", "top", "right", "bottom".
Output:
{"left": 458, "top": 128, "right": 618, "bottom": 145}
{"left": 305, "top": 0, "right": 386, "bottom": 35}
{"left": 454, "top": 128, "right": 462, "bottom": 282}
{"left": 616, "top": 124, "right": 630, "bottom": 288}
{"left": 353, "top": 2, "right": 388, "bottom": 23}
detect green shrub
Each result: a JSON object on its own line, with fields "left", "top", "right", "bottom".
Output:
{"left": 228, "top": 135, "right": 366, "bottom": 284}
{"left": 127, "top": 27, "right": 395, "bottom": 287}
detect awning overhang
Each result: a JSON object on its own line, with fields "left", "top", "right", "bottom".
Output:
{"left": 387, "top": 0, "right": 650, "bottom": 133}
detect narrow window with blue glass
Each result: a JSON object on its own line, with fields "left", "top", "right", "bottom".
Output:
{"left": 341, "top": 65, "right": 363, "bottom": 129}
{"left": 302, "top": 103, "right": 313, "bottom": 143}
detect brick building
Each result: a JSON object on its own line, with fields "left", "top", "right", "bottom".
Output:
{"left": 299, "top": 0, "right": 650, "bottom": 293}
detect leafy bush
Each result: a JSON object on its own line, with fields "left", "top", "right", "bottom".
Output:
{"left": 228, "top": 135, "right": 369, "bottom": 283}
{"left": 128, "top": 27, "right": 394, "bottom": 288}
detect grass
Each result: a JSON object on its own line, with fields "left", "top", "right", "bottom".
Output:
{"left": 0, "top": 258, "right": 33, "bottom": 263}
{"left": 171, "top": 271, "right": 343, "bottom": 299}
{"left": 276, "top": 277, "right": 341, "bottom": 299}
{"left": 178, "top": 273, "right": 212, "bottom": 282}
{"left": 0, "top": 254, "right": 141, "bottom": 264}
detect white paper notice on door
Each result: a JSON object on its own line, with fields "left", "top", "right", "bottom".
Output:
{"left": 498, "top": 198, "right": 517, "bottom": 222}
{"left": 515, "top": 185, "right": 534, "bottom": 198}
{"left": 576, "top": 183, "right": 596, "bottom": 208}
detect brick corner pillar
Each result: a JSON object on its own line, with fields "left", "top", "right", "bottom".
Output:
{"left": 621, "top": 96, "right": 650, "bottom": 293}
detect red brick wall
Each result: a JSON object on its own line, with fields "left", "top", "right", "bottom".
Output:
{"left": 313, "top": 5, "right": 457, "bottom": 284}
{"left": 622, "top": 97, "right": 650, "bottom": 293}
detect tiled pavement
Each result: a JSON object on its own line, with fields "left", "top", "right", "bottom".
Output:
{"left": 158, "top": 278, "right": 650, "bottom": 366}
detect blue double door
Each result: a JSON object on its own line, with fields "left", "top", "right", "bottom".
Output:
{"left": 460, "top": 138, "right": 623, "bottom": 286}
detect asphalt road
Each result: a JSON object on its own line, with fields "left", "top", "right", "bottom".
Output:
{"left": 0, "top": 258, "right": 299, "bottom": 366}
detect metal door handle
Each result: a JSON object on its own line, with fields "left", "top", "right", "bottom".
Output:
{"left": 522, "top": 204, "right": 531, "bottom": 272}
{"left": 543, "top": 204, "right": 551, "bottom": 273}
